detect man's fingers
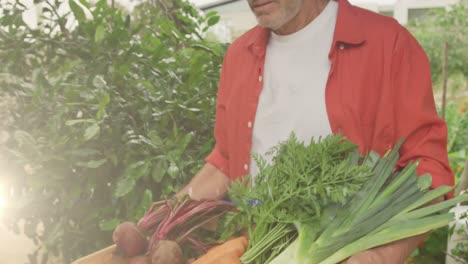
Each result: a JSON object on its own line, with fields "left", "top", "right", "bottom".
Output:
{"left": 345, "top": 250, "right": 384, "bottom": 264}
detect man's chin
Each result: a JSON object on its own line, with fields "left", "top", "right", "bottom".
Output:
{"left": 256, "top": 16, "right": 281, "bottom": 30}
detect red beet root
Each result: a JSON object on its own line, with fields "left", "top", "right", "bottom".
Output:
{"left": 113, "top": 221, "right": 147, "bottom": 257}
{"left": 151, "top": 240, "right": 185, "bottom": 264}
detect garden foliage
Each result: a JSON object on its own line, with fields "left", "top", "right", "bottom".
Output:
{"left": 0, "top": 0, "right": 225, "bottom": 261}
{"left": 407, "top": 2, "right": 467, "bottom": 86}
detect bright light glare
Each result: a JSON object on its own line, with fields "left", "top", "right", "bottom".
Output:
{"left": 0, "top": 183, "right": 7, "bottom": 218}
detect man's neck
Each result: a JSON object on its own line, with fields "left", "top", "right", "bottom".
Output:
{"left": 274, "top": 0, "right": 331, "bottom": 35}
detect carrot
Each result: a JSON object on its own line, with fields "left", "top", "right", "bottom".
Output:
{"left": 193, "top": 253, "right": 242, "bottom": 264}
{"left": 217, "top": 254, "right": 242, "bottom": 264}
{"left": 192, "top": 236, "right": 248, "bottom": 264}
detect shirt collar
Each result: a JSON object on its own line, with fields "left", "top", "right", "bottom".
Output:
{"left": 247, "top": 0, "right": 366, "bottom": 56}
{"left": 332, "top": 0, "right": 366, "bottom": 45}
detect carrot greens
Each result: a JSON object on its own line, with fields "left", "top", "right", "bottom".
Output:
{"left": 227, "top": 135, "right": 376, "bottom": 264}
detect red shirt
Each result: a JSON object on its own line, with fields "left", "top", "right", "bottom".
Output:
{"left": 205, "top": 0, "right": 454, "bottom": 192}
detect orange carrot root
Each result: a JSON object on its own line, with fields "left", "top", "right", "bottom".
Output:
{"left": 192, "top": 236, "right": 248, "bottom": 264}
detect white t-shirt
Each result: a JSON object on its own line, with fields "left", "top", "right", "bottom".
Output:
{"left": 250, "top": 1, "right": 338, "bottom": 177}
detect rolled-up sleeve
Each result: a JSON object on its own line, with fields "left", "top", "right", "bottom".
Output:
{"left": 392, "top": 28, "right": 455, "bottom": 197}
{"left": 205, "top": 50, "right": 231, "bottom": 177}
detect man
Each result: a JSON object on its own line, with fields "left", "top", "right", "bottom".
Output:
{"left": 177, "top": 0, "right": 454, "bottom": 262}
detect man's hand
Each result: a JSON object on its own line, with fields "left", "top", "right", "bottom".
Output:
{"left": 345, "top": 242, "right": 408, "bottom": 264}
{"left": 175, "top": 163, "right": 230, "bottom": 201}
{"left": 345, "top": 250, "right": 390, "bottom": 264}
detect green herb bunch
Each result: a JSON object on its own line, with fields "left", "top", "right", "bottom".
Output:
{"left": 230, "top": 134, "right": 374, "bottom": 224}
{"left": 225, "top": 134, "right": 377, "bottom": 264}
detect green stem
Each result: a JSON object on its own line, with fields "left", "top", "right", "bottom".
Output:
{"left": 241, "top": 223, "right": 294, "bottom": 263}
{"left": 319, "top": 214, "right": 454, "bottom": 264}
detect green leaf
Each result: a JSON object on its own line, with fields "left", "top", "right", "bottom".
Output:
{"left": 364, "top": 151, "right": 380, "bottom": 168}
{"left": 66, "top": 119, "right": 95, "bottom": 126}
{"left": 187, "top": 107, "right": 201, "bottom": 112}
{"left": 174, "top": 132, "right": 193, "bottom": 157}
{"left": 320, "top": 214, "right": 455, "bottom": 264}
{"left": 135, "top": 189, "right": 153, "bottom": 219}
{"left": 76, "top": 159, "right": 107, "bottom": 169}
{"left": 205, "top": 11, "right": 218, "bottom": 18}
{"left": 77, "top": 0, "right": 91, "bottom": 9}
{"left": 152, "top": 160, "right": 167, "bottom": 183}
{"left": 148, "top": 131, "right": 163, "bottom": 146}
{"left": 99, "top": 218, "right": 120, "bottom": 231}
{"left": 207, "top": 15, "right": 220, "bottom": 27}
{"left": 97, "top": 93, "right": 110, "bottom": 120}
{"left": 417, "top": 173, "right": 433, "bottom": 191}
{"left": 167, "top": 162, "right": 179, "bottom": 178}
{"left": 84, "top": 123, "right": 100, "bottom": 141}
{"left": 124, "top": 161, "right": 151, "bottom": 180}
{"left": 114, "top": 176, "right": 136, "bottom": 198}
{"left": 191, "top": 44, "right": 214, "bottom": 54}
{"left": 142, "top": 189, "right": 152, "bottom": 208}
{"left": 69, "top": 0, "right": 87, "bottom": 22}
{"left": 95, "top": 24, "right": 106, "bottom": 43}
{"left": 137, "top": 79, "right": 156, "bottom": 93}
{"left": 67, "top": 148, "right": 101, "bottom": 157}
{"left": 92, "top": 75, "right": 107, "bottom": 88}
{"left": 401, "top": 186, "right": 454, "bottom": 214}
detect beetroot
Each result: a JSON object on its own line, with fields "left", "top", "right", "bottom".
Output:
{"left": 143, "top": 199, "right": 233, "bottom": 252}
{"left": 127, "top": 255, "right": 149, "bottom": 264}
{"left": 113, "top": 198, "right": 234, "bottom": 262}
{"left": 150, "top": 240, "right": 185, "bottom": 264}
{"left": 112, "top": 221, "right": 147, "bottom": 257}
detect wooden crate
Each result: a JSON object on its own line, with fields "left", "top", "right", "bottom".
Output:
{"left": 71, "top": 245, "right": 127, "bottom": 264}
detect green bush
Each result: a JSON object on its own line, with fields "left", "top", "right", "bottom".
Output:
{"left": 407, "top": 2, "right": 467, "bottom": 86}
{"left": 410, "top": 102, "right": 468, "bottom": 263}
{"left": 0, "top": 0, "right": 225, "bottom": 261}
{"left": 407, "top": 4, "right": 468, "bottom": 261}
{"left": 445, "top": 102, "right": 468, "bottom": 181}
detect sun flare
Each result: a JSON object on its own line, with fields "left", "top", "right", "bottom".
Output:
{"left": 0, "top": 183, "right": 7, "bottom": 218}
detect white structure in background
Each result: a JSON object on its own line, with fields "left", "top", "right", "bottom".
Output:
{"left": 195, "top": 0, "right": 255, "bottom": 40}
{"left": 193, "top": 0, "right": 461, "bottom": 39}
{"left": 357, "top": 0, "right": 460, "bottom": 24}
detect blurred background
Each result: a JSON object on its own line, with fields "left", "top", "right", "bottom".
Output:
{"left": 0, "top": 0, "right": 466, "bottom": 263}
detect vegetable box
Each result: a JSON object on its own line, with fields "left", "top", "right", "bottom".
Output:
{"left": 72, "top": 245, "right": 126, "bottom": 264}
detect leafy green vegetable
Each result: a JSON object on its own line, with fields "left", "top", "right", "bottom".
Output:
{"left": 269, "top": 139, "right": 468, "bottom": 264}
{"left": 230, "top": 135, "right": 374, "bottom": 224}
{"left": 227, "top": 134, "right": 376, "bottom": 264}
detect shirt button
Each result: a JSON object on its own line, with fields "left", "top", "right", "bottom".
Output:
{"left": 258, "top": 75, "right": 263, "bottom": 82}
{"left": 247, "top": 121, "right": 252, "bottom": 128}
{"left": 339, "top": 44, "right": 345, "bottom": 50}
{"left": 244, "top": 164, "right": 249, "bottom": 171}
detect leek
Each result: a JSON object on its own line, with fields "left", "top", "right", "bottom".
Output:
{"left": 269, "top": 139, "right": 468, "bottom": 264}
